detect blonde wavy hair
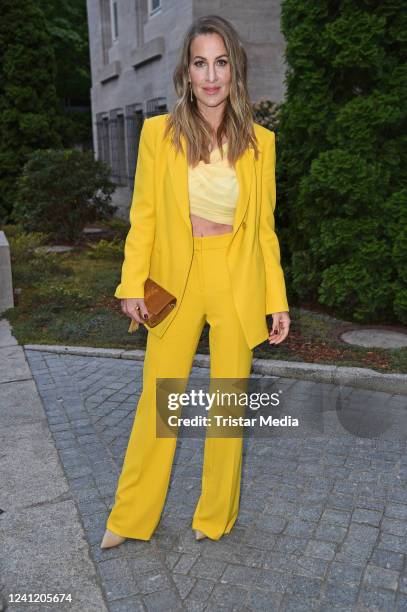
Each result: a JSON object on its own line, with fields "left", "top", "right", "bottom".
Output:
{"left": 163, "top": 15, "right": 259, "bottom": 167}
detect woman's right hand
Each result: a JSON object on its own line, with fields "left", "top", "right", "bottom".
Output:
{"left": 121, "top": 298, "right": 150, "bottom": 325}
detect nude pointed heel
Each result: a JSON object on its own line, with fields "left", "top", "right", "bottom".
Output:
{"left": 100, "top": 528, "right": 126, "bottom": 549}
{"left": 194, "top": 529, "right": 207, "bottom": 541}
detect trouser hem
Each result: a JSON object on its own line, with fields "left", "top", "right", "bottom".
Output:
{"left": 106, "top": 521, "right": 153, "bottom": 541}
{"left": 191, "top": 520, "right": 233, "bottom": 541}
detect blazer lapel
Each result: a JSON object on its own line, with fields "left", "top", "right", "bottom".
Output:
{"left": 168, "top": 133, "right": 254, "bottom": 237}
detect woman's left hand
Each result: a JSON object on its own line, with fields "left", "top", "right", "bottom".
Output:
{"left": 268, "top": 311, "right": 291, "bottom": 345}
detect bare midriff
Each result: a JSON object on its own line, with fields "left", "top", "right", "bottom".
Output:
{"left": 190, "top": 213, "right": 233, "bottom": 236}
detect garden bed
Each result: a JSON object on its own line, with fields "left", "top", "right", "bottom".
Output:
{"left": 2, "top": 222, "right": 406, "bottom": 375}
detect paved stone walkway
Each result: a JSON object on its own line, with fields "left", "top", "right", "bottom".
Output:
{"left": 22, "top": 348, "right": 407, "bottom": 611}
{"left": 0, "top": 327, "right": 107, "bottom": 612}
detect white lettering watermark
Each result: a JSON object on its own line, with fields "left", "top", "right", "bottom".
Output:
{"left": 167, "top": 390, "right": 281, "bottom": 411}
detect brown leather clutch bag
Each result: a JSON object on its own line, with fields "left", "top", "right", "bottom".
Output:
{"left": 128, "top": 278, "right": 177, "bottom": 333}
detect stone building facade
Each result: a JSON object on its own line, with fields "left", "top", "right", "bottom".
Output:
{"left": 86, "top": 0, "right": 286, "bottom": 216}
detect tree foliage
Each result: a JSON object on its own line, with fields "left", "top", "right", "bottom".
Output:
{"left": 0, "top": 0, "right": 62, "bottom": 222}
{"left": 36, "top": 0, "right": 90, "bottom": 107}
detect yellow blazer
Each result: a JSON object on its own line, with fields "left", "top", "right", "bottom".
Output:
{"left": 115, "top": 113, "right": 289, "bottom": 350}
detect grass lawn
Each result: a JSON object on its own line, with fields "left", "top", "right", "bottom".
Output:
{"left": 2, "top": 224, "right": 406, "bottom": 375}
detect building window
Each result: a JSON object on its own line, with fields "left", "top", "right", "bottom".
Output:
{"left": 110, "top": 0, "right": 119, "bottom": 41}
{"left": 100, "top": 0, "right": 112, "bottom": 64}
{"left": 96, "top": 112, "right": 111, "bottom": 166}
{"left": 125, "top": 104, "right": 144, "bottom": 189}
{"left": 148, "top": 0, "right": 161, "bottom": 16}
{"left": 96, "top": 103, "right": 167, "bottom": 189}
{"left": 146, "top": 97, "right": 167, "bottom": 117}
{"left": 134, "top": 0, "right": 145, "bottom": 46}
{"left": 109, "top": 109, "right": 127, "bottom": 185}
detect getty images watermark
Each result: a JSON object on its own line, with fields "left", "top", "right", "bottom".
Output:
{"left": 154, "top": 376, "right": 406, "bottom": 440}
{"left": 165, "top": 387, "right": 294, "bottom": 429}
{"left": 156, "top": 376, "right": 307, "bottom": 438}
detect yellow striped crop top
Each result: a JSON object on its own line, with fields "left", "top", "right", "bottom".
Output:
{"left": 188, "top": 142, "right": 239, "bottom": 225}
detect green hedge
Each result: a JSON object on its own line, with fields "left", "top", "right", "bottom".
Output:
{"left": 12, "top": 148, "right": 117, "bottom": 243}
{"left": 274, "top": 0, "right": 406, "bottom": 323}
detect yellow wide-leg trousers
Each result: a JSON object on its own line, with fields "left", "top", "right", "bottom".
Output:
{"left": 106, "top": 231, "right": 254, "bottom": 540}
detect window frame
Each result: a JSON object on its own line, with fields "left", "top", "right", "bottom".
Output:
{"left": 110, "top": 0, "right": 119, "bottom": 41}
{"left": 148, "top": 0, "right": 161, "bottom": 17}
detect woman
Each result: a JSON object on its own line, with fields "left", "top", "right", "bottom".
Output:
{"left": 101, "top": 14, "right": 290, "bottom": 548}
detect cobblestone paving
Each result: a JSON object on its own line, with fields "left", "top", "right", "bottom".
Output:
{"left": 25, "top": 349, "right": 407, "bottom": 611}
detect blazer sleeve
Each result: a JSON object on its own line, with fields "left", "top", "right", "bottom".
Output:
{"left": 259, "top": 130, "right": 290, "bottom": 314}
{"left": 114, "top": 117, "right": 156, "bottom": 299}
